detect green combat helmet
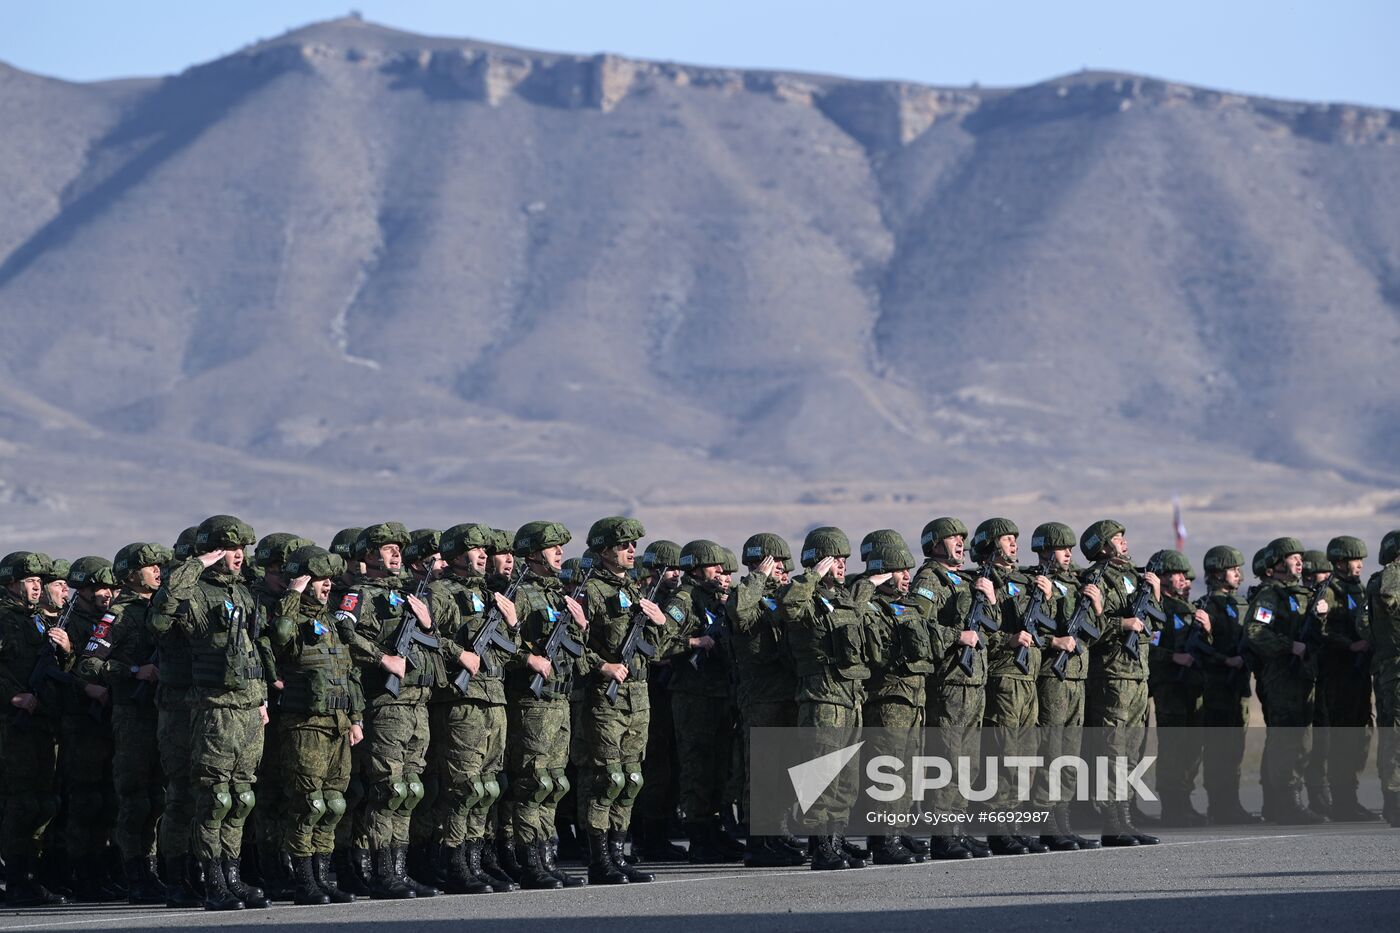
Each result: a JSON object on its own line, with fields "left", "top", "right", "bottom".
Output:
{"left": 487, "top": 529, "right": 513, "bottom": 556}
{"left": 440, "top": 523, "right": 494, "bottom": 561}
{"left": 1080, "top": 520, "right": 1126, "bottom": 561}
{"left": 172, "top": 527, "right": 200, "bottom": 561}
{"left": 1264, "top": 537, "right": 1305, "bottom": 569}
{"left": 283, "top": 545, "right": 345, "bottom": 581}
{"left": 740, "top": 533, "right": 792, "bottom": 571}
{"left": 1326, "top": 536, "right": 1367, "bottom": 563}
{"left": 1301, "top": 550, "right": 1328, "bottom": 576}
{"left": 679, "top": 540, "right": 727, "bottom": 570}
{"left": 113, "top": 543, "right": 173, "bottom": 580}
{"left": 330, "top": 528, "right": 364, "bottom": 560}
{"left": 559, "top": 557, "right": 584, "bottom": 586}
{"left": 1148, "top": 549, "right": 1193, "bottom": 579}
{"left": 45, "top": 558, "right": 71, "bottom": 583}
{"left": 970, "top": 518, "right": 1019, "bottom": 562}
{"left": 513, "top": 522, "right": 571, "bottom": 556}
{"left": 1202, "top": 546, "right": 1244, "bottom": 574}
{"left": 920, "top": 518, "right": 968, "bottom": 557}
{"left": 587, "top": 517, "right": 646, "bottom": 551}
{"left": 195, "top": 515, "right": 256, "bottom": 554}
{"left": 67, "top": 556, "right": 118, "bottom": 589}
{"left": 0, "top": 551, "right": 53, "bottom": 586}
{"left": 1030, "top": 522, "right": 1076, "bottom": 553}
{"left": 800, "top": 527, "right": 850, "bottom": 567}
{"left": 860, "top": 529, "right": 905, "bottom": 561}
{"left": 863, "top": 535, "right": 916, "bottom": 573}
{"left": 355, "top": 523, "right": 412, "bottom": 559}
{"left": 720, "top": 548, "right": 740, "bottom": 575}
{"left": 403, "top": 529, "right": 443, "bottom": 565}
{"left": 641, "top": 540, "right": 683, "bottom": 570}
{"left": 1251, "top": 548, "right": 1269, "bottom": 579}
{"left": 1380, "top": 531, "right": 1400, "bottom": 566}
{"left": 255, "top": 533, "right": 314, "bottom": 569}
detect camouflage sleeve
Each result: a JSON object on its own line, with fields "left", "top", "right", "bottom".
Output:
{"left": 349, "top": 666, "right": 365, "bottom": 723}
{"left": 337, "top": 590, "right": 386, "bottom": 669}
{"left": 430, "top": 589, "right": 465, "bottom": 674}
{"left": 510, "top": 589, "right": 546, "bottom": 660}
{"left": 657, "top": 593, "right": 695, "bottom": 660}
{"left": 777, "top": 574, "right": 817, "bottom": 629}
{"left": 148, "top": 560, "right": 203, "bottom": 634}
{"left": 1244, "top": 587, "right": 1291, "bottom": 658}
{"left": 269, "top": 591, "right": 303, "bottom": 651}
{"left": 904, "top": 578, "right": 956, "bottom": 659}
{"left": 580, "top": 580, "right": 609, "bottom": 672}
{"left": 727, "top": 574, "right": 766, "bottom": 634}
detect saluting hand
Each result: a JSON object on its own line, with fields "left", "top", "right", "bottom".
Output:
{"left": 493, "top": 593, "right": 518, "bottom": 628}
{"left": 406, "top": 594, "right": 432, "bottom": 630}
{"left": 640, "top": 599, "right": 665, "bottom": 626}
{"left": 564, "top": 595, "right": 587, "bottom": 630}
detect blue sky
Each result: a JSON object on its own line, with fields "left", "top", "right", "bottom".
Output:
{"left": 3, "top": 1, "right": 1397, "bottom": 109}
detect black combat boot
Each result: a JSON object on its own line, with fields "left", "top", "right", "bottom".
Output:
{"left": 900, "top": 835, "right": 929, "bottom": 862}
{"left": 200, "top": 857, "right": 244, "bottom": 911}
{"left": 407, "top": 841, "right": 442, "bottom": 889}
{"left": 808, "top": 835, "right": 850, "bottom": 871}
{"left": 124, "top": 856, "right": 167, "bottom": 904}
{"left": 711, "top": 818, "right": 746, "bottom": 857}
{"left": 441, "top": 843, "right": 490, "bottom": 895}
{"left": 610, "top": 830, "right": 654, "bottom": 882}
{"left": 685, "top": 822, "right": 740, "bottom": 864}
{"left": 1305, "top": 784, "right": 1333, "bottom": 821}
{"left": 638, "top": 817, "right": 688, "bottom": 861}
{"left": 928, "top": 835, "right": 972, "bottom": 860}
{"left": 586, "top": 832, "right": 628, "bottom": 885}
{"left": 368, "top": 848, "right": 416, "bottom": 899}
{"left": 1014, "top": 826, "right": 1050, "bottom": 854}
{"left": 4, "top": 856, "right": 71, "bottom": 907}
{"left": 836, "top": 835, "right": 868, "bottom": 866}
{"left": 334, "top": 847, "right": 372, "bottom": 896}
{"left": 542, "top": 838, "right": 587, "bottom": 887}
{"left": 477, "top": 837, "right": 520, "bottom": 892}
{"left": 1327, "top": 787, "right": 1377, "bottom": 822}
{"left": 164, "top": 854, "right": 203, "bottom": 908}
{"left": 871, "top": 835, "right": 917, "bottom": 865}
{"left": 961, "top": 835, "right": 993, "bottom": 858}
{"left": 497, "top": 838, "right": 528, "bottom": 885}
{"left": 987, "top": 835, "right": 1028, "bottom": 856}
{"left": 516, "top": 842, "right": 562, "bottom": 890}
{"left": 224, "top": 855, "right": 270, "bottom": 907}
{"left": 1122, "top": 802, "right": 1159, "bottom": 845}
{"left": 395, "top": 846, "right": 438, "bottom": 897}
{"left": 1273, "top": 787, "right": 1327, "bottom": 825}
{"left": 1099, "top": 803, "right": 1139, "bottom": 848}
{"left": 291, "top": 856, "right": 329, "bottom": 905}
{"left": 1057, "top": 803, "right": 1098, "bottom": 850}
{"left": 312, "top": 852, "right": 355, "bottom": 903}
{"left": 744, "top": 836, "right": 806, "bottom": 867}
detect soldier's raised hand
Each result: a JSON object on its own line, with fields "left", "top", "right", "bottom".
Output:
{"left": 640, "top": 599, "right": 665, "bottom": 625}
{"left": 406, "top": 593, "right": 432, "bottom": 630}
{"left": 289, "top": 575, "right": 311, "bottom": 593}
{"left": 564, "top": 595, "right": 587, "bottom": 630}
{"left": 814, "top": 556, "right": 837, "bottom": 581}
{"left": 758, "top": 556, "right": 778, "bottom": 578}
{"left": 198, "top": 549, "right": 228, "bottom": 569}
{"left": 493, "top": 593, "right": 519, "bottom": 628}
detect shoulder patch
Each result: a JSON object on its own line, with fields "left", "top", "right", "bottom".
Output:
{"left": 1254, "top": 606, "right": 1274, "bottom": 624}
{"left": 471, "top": 592, "right": 486, "bottom": 614}
{"left": 1226, "top": 603, "right": 1237, "bottom": 618}
{"left": 667, "top": 604, "right": 686, "bottom": 623}
{"left": 917, "top": 587, "right": 936, "bottom": 601}
{"left": 618, "top": 591, "right": 632, "bottom": 611}
{"left": 1288, "top": 596, "right": 1299, "bottom": 613}
{"left": 91, "top": 620, "right": 112, "bottom": 640}
{"left": 311, "top": 619, "right": 329, "bottom": 636}
{"left": 339, "top": 593, "right": 359, "bottom": 612}
{"left": 947, "top": 572, "right": 962, "bottom": 587}
{"left": 335, "top": 610, "right": 356, "bottom": 624}
{"left": 388, "top": 591, "right": 404, "bottom": 609}
{"left": 761, "top": 596, "right": 779, "bottom": 612}
{"left": 1150, "top": 630, "right": 1163, "bottom": 646}
{"left": 890, "top": 603, "right": 907, "bottom": 617}
{"left": 1173, "top": 614, "right": 1185, "bottom": 630}
{"left": 1122, "top": 576, "right": 1136, "bottom": 594}
{"left": 1055, "top": 582, "right": 1068, "bottom": 597}
{"left": 1007, "top": 582, "right": 1020, "bottom": 597}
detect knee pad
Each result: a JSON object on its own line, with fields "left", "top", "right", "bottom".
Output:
{"left": 383, "top": 779, "right": 409, "bottom": 811}
{"left": 458, "top": 775, "right": 486, "bottom": 816}
{"left": 546, "top": 768, "right": 570, "bottom": 807}
{"left": 481, "top": 775, "right": 502, "bottom": 810}
{"left": 403, "top": 773, "right": 426, "bottom": 813}
{"left": 303, "top": 791, "right": 327, "bottom": 827}
{"left": 599, "top": 764, "right": 626, "bottom": 805}
{"left": 517, "top": 770, "right": 553, "bottom": 806}
{"left": 621, "top": 763, "right": 644, "bottom": 805}
{"left": 210, "top": 783, "right": 234, "bottom": 822}
{"left": 322, "top": 791, "right": 347, "bottom": 831}
{"left": 229, "top": 784, "right": 256, "bottom": 826}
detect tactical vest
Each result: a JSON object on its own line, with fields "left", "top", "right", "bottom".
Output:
{"left": 870, "top": 593, "right": 935, "bottom": 676}
{"left": 279, "top": 619, "right": 354, "bottom": 715}
{"left": 787, "top": 583, "right": 870, "bottom": 682}
{"left": 359, "top": 580, "right": 441, "bottom": 696}
{"left": 507, "top": 574, "right": 574, "bottom": 701}
{"left": 189, "top": 580, "right": 264, "bottom": 691}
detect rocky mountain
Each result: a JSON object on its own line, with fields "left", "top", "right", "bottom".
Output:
{"left": 1, "top": 16, "right": 1398, "bottom": 567}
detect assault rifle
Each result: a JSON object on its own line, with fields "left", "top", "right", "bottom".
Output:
{"left": 1123, "top": 557, "right": 1167, "bottom": 661}
{"left": 1292, "top": 577, "right": 1332, "bottom": 672}
{"left": 16, "top": 599, "right": 83, "bottom": 727}
{"left": 1014, "top": 568, "right": 1057, "bottom": 674}
{"left": 528, "top": 558, "right": 594, "bottom": 699}
{"left": 1049, "top": 561, "right": 1107, "bottom": 681}
{"left": 384, "top": 571, "right": 442, "bottom": 698}
{"left": 130, "top": 647, "right": 160, "bottom": 705}
{"left": 607, "top": 573, "right": 666, "bottom": 704}
{"left": 452, "top": 571, "right": 522, "bottom": 695}
{"left": 957, "top": 561, "right": 1000, "bottom": 676}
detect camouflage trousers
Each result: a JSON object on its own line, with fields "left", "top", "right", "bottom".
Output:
{"left": 0, "top": 721, "right": 60, "bottom": 863}
{"left": 506, "top": 700, "right": 570, "bottom": 845}
{"left": 1377, "top": 671, "right": 1400, "bottom": 795}
{"left": 1086, "top": 677, "right": 1149, "bottom": 807}
{"left": 358, "top": 700, "right": 430, "bottom": 850}
{"left": 740, "top": 698, "right": 798, "bottom": 823}
{"left": 863, "top": 698, "right": 924, "bottom": 815}
{"left": 156, "top": 689, "right": 195, "bottom": 858}
{"left": 111, "top": 705, "right": 163, "bottom": 862}
{"left": 1258, "top": 672, "right": 1316, "bottom": 794}
{"left": 432, "top": 700, "right": 506, "bottom": 846}
{"left": 672, "top": 692, "right": 733, "bottom": 823}
{"left": 1202, "top": 693, "right": 1250, "bottom": 809}
{"left": 1153, "top": 684, "right": 1205, "bottom": 799}
{"left": 254, "top": 707, "right": 287, "bottom": 866}
{"left": 983, "top": 678, "right": 1039, "bottom": 812}
{"left": 277, "top": 712, "right": 352, "bottom": 857}
{"left": 412, "top": 701, "right": 453, "bottom": 849}
{"left": 191, "top": 704, "right": 265, "bottom": 860}
{"left": 1033, "top": 676, "right": 1085, "bottom": 806}
{"left": 796, "top": 700, "right": 862, "bottom": 831}
{"left": 636, "top": 672, "right": 679, "bottom": 824}
{"left": 1308, "top": 670, "right": 1374, "bottom": 795}
{"left": 926, "top": 683, "right": 985, "bottom": 824}
{"left": 580, "top": 682, "right": 649, "bottom": 833}
{"left": 61, "top": 713, "right": 115, "bottom": 858}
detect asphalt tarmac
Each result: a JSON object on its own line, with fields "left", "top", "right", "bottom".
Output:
{"left": 2, "top": 825, "right": 1397, "bottom": 933}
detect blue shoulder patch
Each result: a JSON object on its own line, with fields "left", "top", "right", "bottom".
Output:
{"left": 388, "top": 591, "right": 404, "bottom": 609}
{"left": 312, "top": 619, "right": 329, "bottom": 636}
{"left": 471, "top": 593, "right": 486, "bottom": 614}
{"left": 1348, "top": 594, "right": 1357, "bottom": 610}
{"left": 618, "top": 591, "right": 632, "bottom": 610}
{"left": 890, "top": 603, "right": 907, "bottom": 617}
{"left": 1173, "top": 614, "right": 1185, "bottom": 630}
{"left": 1007, "top": 582, "right": 1020, "bottom": 597}
{"left": 917, "top": 587, "right": 936, "bottom": 601}
{"left": 545, "top": 606, "right": 559, "bottom": 623}
{"left": 761, "top": 597, "right": 778, "bottom": 612}
{"left": 947, "top": 572, "right": 962, "bottom": 587}
{"left": 1289, "top": 596, "right": 1299, "bottom": 613}
{"left": 1226, "top": 603, "right": 1237, "bottom": 618}
{"left": 667, "top": 604, "right": 686, "bottom": 623}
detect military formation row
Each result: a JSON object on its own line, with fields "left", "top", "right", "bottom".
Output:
{"left": 1, "top": 514, "right": 1398, "bottom": 910}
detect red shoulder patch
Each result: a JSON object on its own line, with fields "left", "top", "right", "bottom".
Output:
{"left": 339, "top": 593, "right": 360, "bottom": 612}
{"left": 92, "top": 621, "right": 112, "bottom": 640}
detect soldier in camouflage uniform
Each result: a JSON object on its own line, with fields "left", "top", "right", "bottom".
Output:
{"left": 148, "top": 528, "right": 204, "bottom": 907}
{"left": 1196, "top": 545, "right": 1261, "bottom": 825}
{"left": 1366, "top": 530, "right": 1400, "bottom": 827}
{"left": 1028, "top": 522, "right": 1103, "bottom": 852}
{"left": 323, "top": 526, "right": 370, "bottom": 894}
{"left": 660, "top": 539, "right": 742, "bottom": 865}
{"left": 76, "top": 543, "right": 172, "bottom": 904}
{"left": 425, "top": 523, "right": 521, "bottom": 894}
{"left": 502, "top": 521, "right": 589, "bottom": 889}
{"left": 728, "top": 532, "right": 805, "bottom": 868}
{"left": 150, "top": 515, "right": 270, "bottom": 911}
{"left": 248, "top": 532, "right": 313, "bottom": 900}
{"left": 1146, "top": 550, "right": 1211, "bottom": 827}
{"left": 401, "top": 528, "right": 446, "bottom": 883}
{"left": 0, "top": 552, "right": 73, "bottom": 906}
{"left": 1245, "top": 536, "right": 1329, "bottom": 825}
{"left": 578, "top": 517, "right": 667, "bottom": 884}
{"left": 1079, "top": 519, "right": 1161, "bottom": 847}
{"left": 54, "top": 557, "right": 122, "bottom": 900}
{"left": 854, "top": 530, "right": 928, "bottom": 866}
{"left": 1300, "top": 548, "right": 1333, "bottom": 817}
{"left": 334, "top": 522, "right": 443, "bottom": 899}
{"left": 779, "top": 527, "right": 870, "bottom": 871}
{"left": 270, "top": 545, "right": 362, "bottom": 905}
{"left": 1318, "top": 536, "right": 1377, "bottom": 822}
{"left": 633, "top": 540, "right": 687, "bottom": 861}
